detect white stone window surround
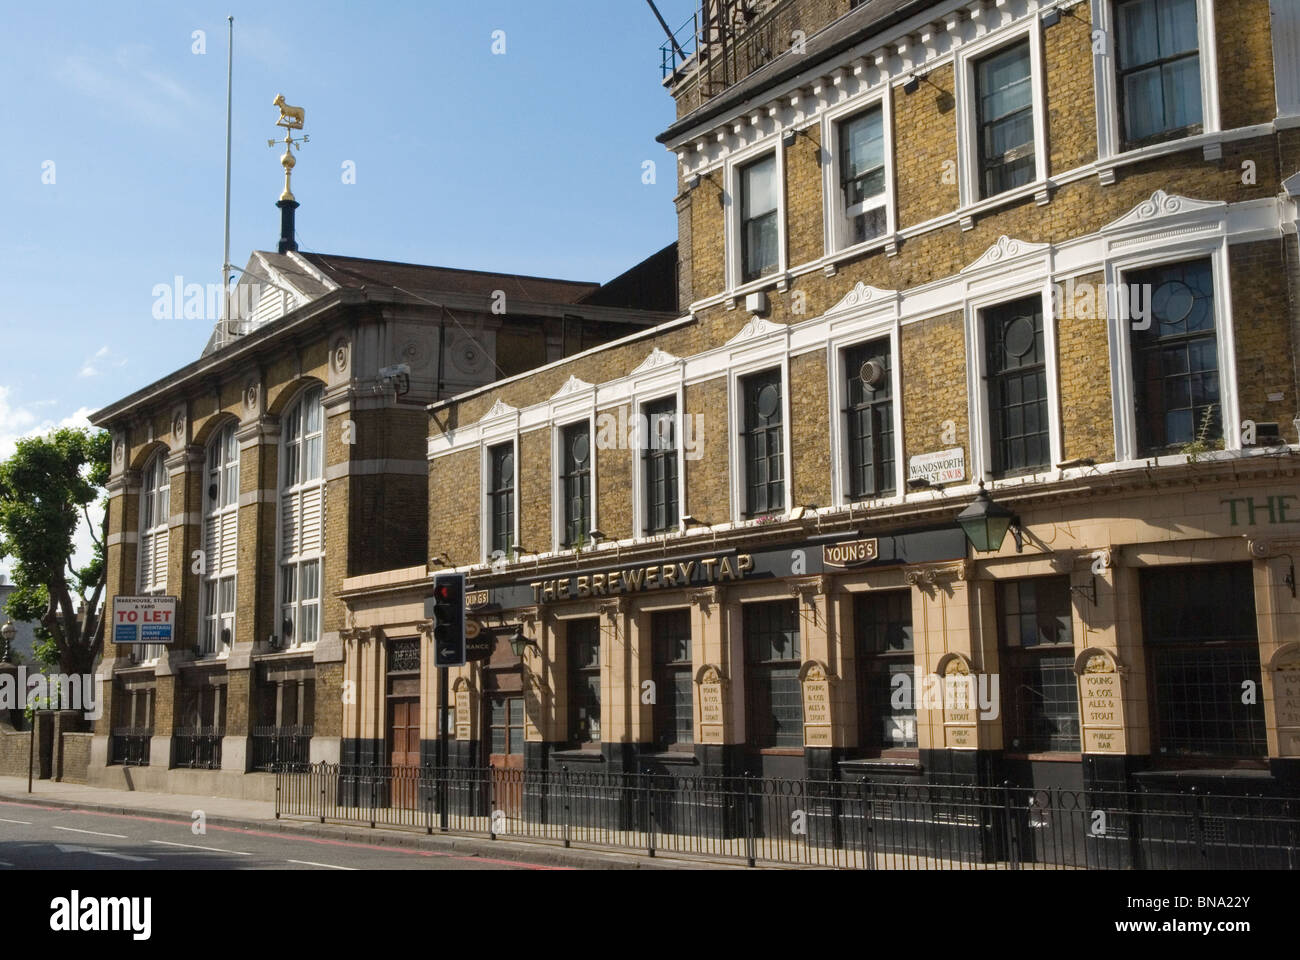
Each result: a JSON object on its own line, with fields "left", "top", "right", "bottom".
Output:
{"left": 963, "top": 261, "right": 1066, "bottom": 485}
{"left": 819, "top": 85, "right": 900, "bottom": 259}
{"left": 953, "top": 12, "right": 1052, "bottom": 216}
{"left": 135, "top": 451, "right": 170, "bottom": 666}
{"left": 824, "top": 285, "right": 907, "bottom": 507}
{"left": 1100, "top": 198, "right": 1240, "bottom": 463}
{"left": 199, "top": 422, "right": 239, "bottom": 660}
{"left": 626, "top": 350, "right": 689, "bottom": 539}
{"left": 1090, "top": 0, "right": 1222, "bottom": 173}
{"left": 546, "top": 377, "right": 599, "bottom": 554}
{"left": 724, "top": 318, "right": 796, "bottom": 523}
{"left": 477, "top": 401, "right": 522, "bottom": 566}
{"left": 275, "top": 384, "right": 325, "bottom": 652}
{"left": 723, "top": 135, "right": 790, "bottom": 300}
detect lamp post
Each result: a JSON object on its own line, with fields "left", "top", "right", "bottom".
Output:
{"left": 956, "top": 482, "right": 1022, "bottom": 553}
{"left": 0, "top": 621, "right": 14, "bottom": 663}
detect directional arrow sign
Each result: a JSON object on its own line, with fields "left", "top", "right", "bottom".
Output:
{"left": 54, "top": 844, "right": 154, "bottom": 862}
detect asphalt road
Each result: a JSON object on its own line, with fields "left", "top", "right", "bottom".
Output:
{"left": 0, "top": 799, "right": 551, "bottom": 870}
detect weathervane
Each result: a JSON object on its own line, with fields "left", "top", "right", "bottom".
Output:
{"left": 268, "top": 93, "right": 308, "bottom": 202}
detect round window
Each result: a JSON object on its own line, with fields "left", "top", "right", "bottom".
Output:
{"left": 1153, "top": 280, "right": 1195, "bottom": 326}
{"left": 571, "top": 432, "right": 589, "bottom": 465}
{"left": 1003, "top": 316, "right": 1036, "bottom": 358}
{"left": 756, "top": 384, "right": 780, "bottom": 419}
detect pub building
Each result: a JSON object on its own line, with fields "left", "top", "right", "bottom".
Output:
{"left": 334, "top": 0, "right": 1300, "bottom": 805}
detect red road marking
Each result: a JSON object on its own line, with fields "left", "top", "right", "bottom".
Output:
{"left": 0, "top": 799, "right": 567, "bottom": 870}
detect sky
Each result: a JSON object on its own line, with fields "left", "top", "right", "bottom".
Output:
{"left": 0, "top": 0, "right": 702, "bottom": 576}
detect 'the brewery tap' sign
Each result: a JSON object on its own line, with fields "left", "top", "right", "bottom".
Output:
{"left": 530, "top": 554, "right": 753, "bottom": 603}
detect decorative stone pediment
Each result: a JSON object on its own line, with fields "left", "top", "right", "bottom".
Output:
{"left": 726, "top": 314, "right": 786, "bottom": 346}
{"left": 630, "top": 347, "right": 681, "bottom": 374}
{"left": 550, "top": 375, "right": 594, "bottom": 400}
{"left": 962, "top": 235, "right": 1050, "bottom": 273}
{"left": 1102, "top": 190, "right": 1224, "bottom": 232}
{"left": 480, "top": 398, "right": 518, "bottom": 422}
{"left": 825, "top": 281, "right": 899, "bottom": 315}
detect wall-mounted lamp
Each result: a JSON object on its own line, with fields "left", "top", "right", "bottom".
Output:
{"left": 1041, "top": 8, "right": 1061, "bottom": 28}
{"left": 508, "top": 628, "right": 539, "bottom": 659}
{"left": 267, "top": 633, "right": 281, "bottom": 651}
{"left": 588, "top": 529, "right": 606, "bottom": 545}
{"left": 902, "top": 75, "right": 921, "bottom": 95}
{"left": 956, "top": 482, "right": 1022, "bottom": 554}
{"left": 430, "top": 552, "right": 453, "bottom": 569}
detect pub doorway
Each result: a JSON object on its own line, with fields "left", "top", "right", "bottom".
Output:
{"left": 386, "top": 637, "right": 422, "bottom": 810}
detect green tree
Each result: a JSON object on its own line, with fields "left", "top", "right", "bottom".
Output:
{"left": 0, "top": 428, "right": 110, "bottom": 675}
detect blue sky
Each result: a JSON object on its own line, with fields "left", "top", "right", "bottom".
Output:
{"left": 0, "top": 0, "right": 699, "bottom": 452}
{"left": 0, "top": 0, "right": 700, "bottom": 576}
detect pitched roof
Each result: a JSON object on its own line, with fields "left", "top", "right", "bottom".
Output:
{"left": 298, "top": 252, "right": 601, "bottom": 304}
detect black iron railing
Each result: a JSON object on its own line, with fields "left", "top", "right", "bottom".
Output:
{"left": 251, "top": 725, "right": 313, "bottom": 772}
{"left": 110, "top": 727, "right": 153, "bottom": 767}
{"left": 173, "top": 726, "right": 224, "bottom": 770}
{"left": 274, "top": 764, "right": 1300, "bottom": 869}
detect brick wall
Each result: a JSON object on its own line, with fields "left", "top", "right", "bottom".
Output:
{"left": 789, "top": 350, "right": 832, "bottom": 508}
{"left": 901, "top": 311, "right": 968, "bottom": 463}
{"left": 1057, "top": 270, "right": 1115, "bottom": 464}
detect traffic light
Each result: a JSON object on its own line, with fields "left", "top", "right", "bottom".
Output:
{"left": 431, "top": 573, "right": 466, "bottom": 667}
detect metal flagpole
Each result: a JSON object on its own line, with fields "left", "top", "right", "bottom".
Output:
{"left": 221, "top": 16, "right": 234, "bottom": 333}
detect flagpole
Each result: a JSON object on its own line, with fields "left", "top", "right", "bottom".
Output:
{"left": 221, "top": 15, "right": 234, "bottom": 332}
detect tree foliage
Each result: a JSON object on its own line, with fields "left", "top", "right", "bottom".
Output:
{"left": 0, "top": 428, "right": 110, "bottom": 675}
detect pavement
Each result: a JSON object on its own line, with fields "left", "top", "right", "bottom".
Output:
{"left": 0, "top": 776, "right": 738, "bottom": 870}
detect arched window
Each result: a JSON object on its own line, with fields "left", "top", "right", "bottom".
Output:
{"left": 137, "top": 452, "right": 170, "bottom": 662}
{"left": 279, "top": 386, "right": 324, "bottom": 648}
{"left": 200, "top": 424, "right": 239, "bottom": 655}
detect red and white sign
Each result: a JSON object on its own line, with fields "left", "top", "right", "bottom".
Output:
{"left": 112, "top": 596, "right": 178, "bottom": 645}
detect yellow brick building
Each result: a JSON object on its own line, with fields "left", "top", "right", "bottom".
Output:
{"left": 340, "top": 0, "right": 1300, "bottom": 812}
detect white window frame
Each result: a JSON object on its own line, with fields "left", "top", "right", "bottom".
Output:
{"left": 478, "top": 406, "right": 521, "bottom": 566}
{"left": 199, "top": 423, "right": 238, "bottom": 658}
{"left": 634, "top": 390, "right": 688, "bottom": 537}
{"left": 725, "top": 142, "right": 788, "bottom": 295}
{"left": 1092, "top": 0, "right": 1221, "bottom": 166}
{"left": 828, "top": 321, "right": 905, "bottom": 507}
{"left": 821, "top": 89, "right": 896, "bottom": 257}
{"left": 729, "top": 359, "right": 794, "bottom": 523}
{"left": 135, "top": 451, "right": 170, "bottom": 664}
{"left": 1104, "top": 239, "right": 1238, "bottom": 463}
{"left": 954, "top": 18, "right": 1050, "bottom": 210}
{"left": 966, "top": 284, "right": 1064, "bottom": 485}
{"left": 553, "top": 414, "right": 598, "bottom": 552}
{"left": 276, "top": 385, "right": 325, "bottom": 651}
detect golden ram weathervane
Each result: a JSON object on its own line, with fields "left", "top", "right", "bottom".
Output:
{"left": 268, "top": 93, "right": 309, "bottom": 202}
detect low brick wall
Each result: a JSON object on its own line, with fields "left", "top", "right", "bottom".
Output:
{"left": 57, "top": 732, "right": 91, "bottom": 783}
{"left": 0, "top": 722, "right": 31, "bottom": 778}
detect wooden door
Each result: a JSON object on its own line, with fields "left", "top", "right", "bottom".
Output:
{"left": 488, "top": 696, "right": 525, "bottom": 818}
{"left": 388, "top": 698, "right": 421, "bottom": 809}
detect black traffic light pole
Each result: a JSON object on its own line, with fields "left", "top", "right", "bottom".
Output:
{"left": 429, "top": 572, "right": 465, "bottom": 832}
{"left": 437, "top": 664, "right": 448, "bottom": 831}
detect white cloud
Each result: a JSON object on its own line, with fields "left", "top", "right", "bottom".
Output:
{"left": 78, "top": 345, "right": 126, "bottom": 379}
{"left": 59, "top": 46, "right": 199, "bottom": 129}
